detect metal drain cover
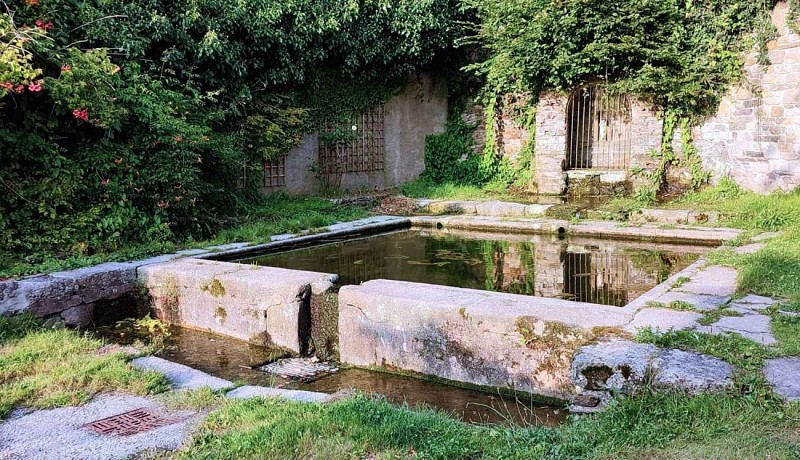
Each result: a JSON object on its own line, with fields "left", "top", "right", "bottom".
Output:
{"left": 258, "top": 358, "right": 338, "bottom": 383}
{"left": 84, "top": 408, "right": 178, "bottom": 436}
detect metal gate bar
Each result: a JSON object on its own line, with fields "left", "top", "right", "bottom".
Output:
{"left": 566, "top": 86, "right": 632, "bottom": 170}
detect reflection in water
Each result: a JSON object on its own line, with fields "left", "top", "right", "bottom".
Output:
{"left": 241, "top": 230, "right": 706, "bottom": 307}
{"left": 98, "top": 325, "right": 565, "bottom": 426}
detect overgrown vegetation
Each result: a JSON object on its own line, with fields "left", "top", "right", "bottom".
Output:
{"left": 0, "top": 194, "right": 368, "bottom": 278}
{"left": 1, "top": 0, "right": 463, "bottom": 263}
{"left": 0, "top": 315, "right": 169, "bottom": 419}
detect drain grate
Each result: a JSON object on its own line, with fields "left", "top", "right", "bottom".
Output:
{"left": 84, "top": 408, "right": 178, "bottom": 436}
{"left": 258, "top": 358, "right": 338, "bottom": 383}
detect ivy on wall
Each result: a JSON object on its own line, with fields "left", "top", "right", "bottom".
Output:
{"left": 465, "top": 0, "right": 788, "bottom": 198}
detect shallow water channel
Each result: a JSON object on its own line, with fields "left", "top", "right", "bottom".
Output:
{"left": 101, "top": 324, "right": 567, "bottom": 426}
{"left": 239, "top": 229, "right": 709, "bottom": 307}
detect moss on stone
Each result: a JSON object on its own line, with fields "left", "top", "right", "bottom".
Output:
{"left": 200, "top": 278, "right": 226, "bottom": 298}
{"left": 214, "top": 306, "right": 227, "bottom": 322}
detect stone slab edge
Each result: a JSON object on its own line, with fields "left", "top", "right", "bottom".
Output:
{"left": 133, "top": 356, "right": 329, "bottom": 402}
{"left": 621, "top": 259, "right": 708, "bottom": 314}
{"left": 198, "top": 216, "right": 411, "bottom": 262}
{"left": 410, "top": 215, "right": 741, "bottom": 246}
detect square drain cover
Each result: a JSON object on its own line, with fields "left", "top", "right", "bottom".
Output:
{"left": 84, "top": 408, "right": 178, "bottom": 436}
{"left": 258, "top": 358, "right": 338, "bottom": 383}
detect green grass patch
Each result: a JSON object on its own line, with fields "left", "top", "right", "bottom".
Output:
{"left": 0, "top": 193, "right": 368, "bottom": 279}
{"left": 174, "top": 391, "right": 799, "bottom": 459}
{"left": 399, "top": 178, "right": 521, "bottom": 202}
{"left": 0, "top": 316, "right": 169, "bottom": 419}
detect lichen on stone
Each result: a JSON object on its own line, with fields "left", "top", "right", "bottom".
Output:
{"left": 200, "top": 278, "right": 226, "bottom": 298}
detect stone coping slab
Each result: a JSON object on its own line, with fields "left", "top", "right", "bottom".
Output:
{"left": 138, "top": 259, "right": 336, "bottom": 352}
{"left": 342, "top": 279, "right": 635, "bottom": 330}
{"left": 415, "top": 199, "right": 552, "bottom": 217}
{"left": 410, "top": 215, "right": 741, "bottom": 245}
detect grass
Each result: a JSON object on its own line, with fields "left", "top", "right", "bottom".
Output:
{"left": 0, "top": 315, "right": 169, "bottom": 419}
{"left": 0, "top": 193, "right": 369, "bottom": 279}
{"left": 172, "top": 390, "right": 800, "bottom": 459}
{"left": 399, "top": 178, "right": 523, "bottom": 202}
{"left": 599, "top": 180, "right": 800, "bottom": 307}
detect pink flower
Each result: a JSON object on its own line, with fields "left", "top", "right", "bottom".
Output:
{"left": 61, "top": 65, "right": 71, "bottom": 72}
{"left": 72, "top": 108, "right": 89, "bottom": 121}
{"left": 1, "top": 82, "right": 13, "bottom": 90}
{"left": 25, "top": 0, "right": 39, "bottom": 6}
{"left": 101, "top": 178, "right": 110, "bottom": 186}
{"left": 27, "top": 80, "right": 43, "bottom": 92}
{"left": 34, "top": 20, "right": 53, "bottom": 31}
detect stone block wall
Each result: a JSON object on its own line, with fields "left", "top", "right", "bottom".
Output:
{"left": 269, "top": 74, "right": 447, "bottom": 195}
{"left": 533, "top": 92, "right": 663, "bottom": 194}
{"left": 139, "top": 259, "right": 337, "bottom": 353}
{"left": 0, "top": 262, "right": 139, "bottom": 328}
{"left": 693, "top": 2, "right": 800, "bottom": 193}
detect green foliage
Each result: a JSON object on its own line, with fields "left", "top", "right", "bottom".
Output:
{"left": 1, "top": 0, "right": 462, "bottom": 262}
{"left": 470, "top": 0, "right": 776, "bottom": 118}
{"left": 422, "top": 96, "right": 519, "bottom": 189}
{"left": 1, "top": 194, "right": 368, "bottom": 278}
{"left": 177, "top": 390, "right": 800, "bottom": 459}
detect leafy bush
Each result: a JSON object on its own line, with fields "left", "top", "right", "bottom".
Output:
{"left": 1, "top": 0, "right": 463, "bottom": 263}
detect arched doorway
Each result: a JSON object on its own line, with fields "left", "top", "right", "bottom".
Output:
{"left": 565, "top": 85, "right": 632, "bottom": 170}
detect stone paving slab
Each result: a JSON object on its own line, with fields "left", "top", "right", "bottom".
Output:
{"left": 0, "top": 393, "right": 202, "bottom": 460}
{"left": 133, "top": 356, "right": 233, "bottom": 391}
{"left": 696, "top": 314, "right": 777, "bottom": 345}
{"left": 734, "top": 243, "right": 765, "bottom": 254}
{"left": 226, "top": 386, "right": 328, "bottom": 403}
{"left": 651, "top": 349, "right": 734, "bottom": 394}
{"left": 650, "top": 291, "right": 731, "bottom": 311}
{"left": 763, "top": 357, "right": 800, "bottom": 401}
{"left": 674, "top": 265, "right": 738, "bottom": 297}
{"left": 625, "top": 308, "right": 702, "bottom": 333}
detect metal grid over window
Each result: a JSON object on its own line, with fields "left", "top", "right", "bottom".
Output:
{"left": 562, "top": 251, "right": 630, "bottom": 307}
{"left": 566, "top": 85, "right": 632, "bottom": 170}
{"left": 263, "top": 156, "right": 287, "bottom": 188}
{"left": 318, "top": 106, "right": 385, "bottom": 174}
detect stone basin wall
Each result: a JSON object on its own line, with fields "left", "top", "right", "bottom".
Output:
{"left": 338, "top": 279, "right": 633, "bottom": 401}
{"left": 138, "top": 259, "right": 337, "bottom": 354}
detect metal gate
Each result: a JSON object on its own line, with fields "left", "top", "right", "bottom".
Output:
{"left": 565, "top": 85, "right": 632, "bottom": 170}
{"left": 318, "top": 106, "right": 385, "bottom": 174}
{"left": 562, "top": 251, "right": 630, "bottom": 306}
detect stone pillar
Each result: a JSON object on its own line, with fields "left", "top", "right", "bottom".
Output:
{"left": 534, "top": 92, "right": 569, "bottom": 194}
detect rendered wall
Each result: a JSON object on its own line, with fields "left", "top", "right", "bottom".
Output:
{"left": 268, "top": 74, "right": 447, "bottom": 195}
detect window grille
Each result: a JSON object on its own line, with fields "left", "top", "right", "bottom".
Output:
{"left": 263, "top": 156, "right": 287, "bottom": 188}
{"left": 566, "top": 85, "right": 632, "bottom": 170}
{"left": 318, "top": 106, "right": 385, "bottom": 174}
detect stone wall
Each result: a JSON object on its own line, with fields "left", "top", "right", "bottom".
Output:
{"left": 270, "top": 74, "right": 447, "bottom": 195}
{"left": 693, "top": 2, "right": 800, "bottom": 193}
{"left": 533, "top": 92, "right": 663, "bottom": 195}
{"left": 338, "top": 279, "right": 632, "bottom": 401}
